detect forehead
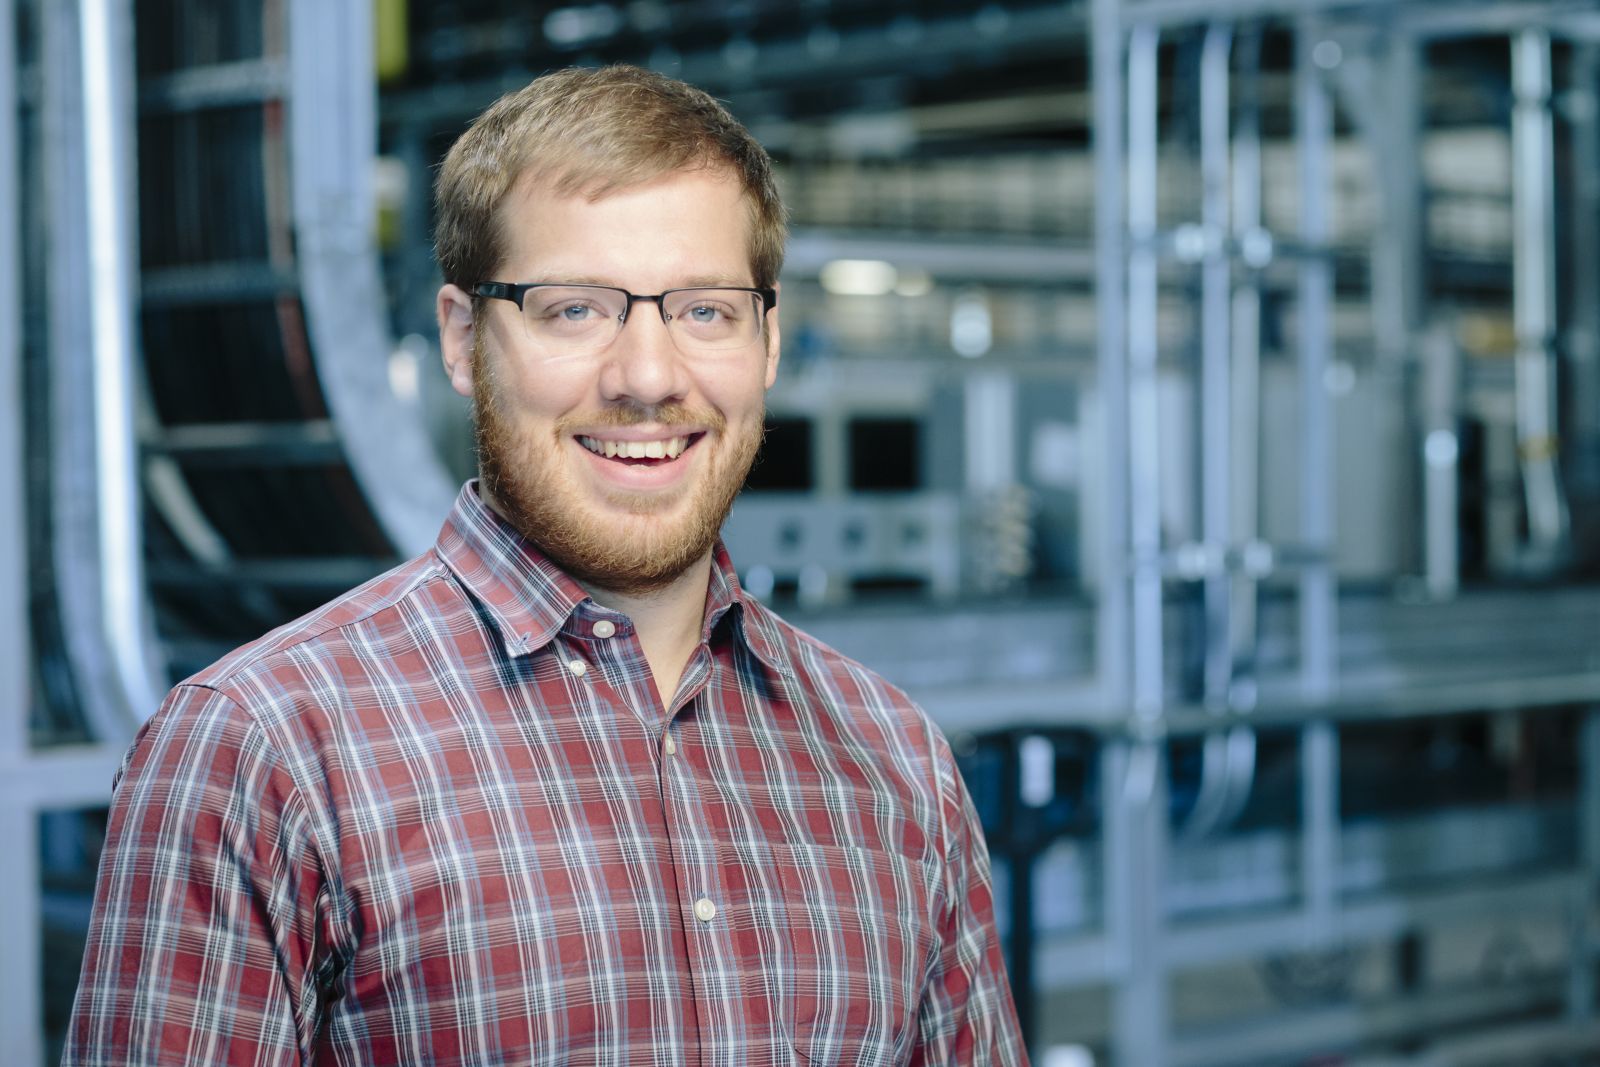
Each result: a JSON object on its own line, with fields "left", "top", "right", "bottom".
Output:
{"left": 498, "top": 164, "right": 752, "bottom": 249}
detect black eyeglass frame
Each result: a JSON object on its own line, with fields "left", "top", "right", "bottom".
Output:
{"left": 472, "top": 282, "right": 778, "bottom": 323}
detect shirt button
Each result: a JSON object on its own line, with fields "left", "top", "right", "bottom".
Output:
{"left": 566, "top": 659, "right": 587, "bottom": 677}
{"left": 693, "top": 897, "right": 717, "bottom": 923}
{"left": 593, "top": 620, "right": 616, "bottom": 639}
{"left": 663, "top": 733, "right": 677, "bottom": 756}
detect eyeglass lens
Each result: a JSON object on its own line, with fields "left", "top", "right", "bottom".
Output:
{"left": 520, "top": 286, "right": 764, "bottom": 352}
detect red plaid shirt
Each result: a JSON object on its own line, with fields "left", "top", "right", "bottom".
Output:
{"left": 65, "top": 484, "right": 1026, "bottom": 1066}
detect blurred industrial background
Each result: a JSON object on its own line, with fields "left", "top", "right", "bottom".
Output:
{"left": 5, "top": 0, "right": 1600, "bottom": 1064}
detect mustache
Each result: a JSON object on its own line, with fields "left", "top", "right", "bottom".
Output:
{"left": 553, "top": 403, "right": 726, "bottom": 434}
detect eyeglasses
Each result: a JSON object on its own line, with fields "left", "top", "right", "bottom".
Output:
{"left": 473, "top": 282, "right": 777, "bottom": 356}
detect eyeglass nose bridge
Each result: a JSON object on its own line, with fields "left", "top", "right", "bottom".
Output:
{"left": 617, "top": 292, "right": 674, "bottom": 326}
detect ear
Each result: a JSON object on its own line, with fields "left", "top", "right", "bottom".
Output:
{"left": 437, "top": 283, "right": 478, "bottom": 398}
{"left": 762, "top": 282, "right": 782, "bottom": 390}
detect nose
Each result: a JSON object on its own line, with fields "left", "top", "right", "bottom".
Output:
{"left": 598, "top": 297, "right": 691, "bottom": 407}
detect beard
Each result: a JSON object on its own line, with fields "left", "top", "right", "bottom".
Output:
{"left": 472, "top": 354, "right": 763, "bottom": 597}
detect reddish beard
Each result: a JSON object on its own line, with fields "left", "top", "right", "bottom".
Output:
{"left": 472, "top": 356, "right": 763, "bottom": 596}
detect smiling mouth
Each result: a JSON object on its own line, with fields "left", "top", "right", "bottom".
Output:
{"left": 576, "top": 433, "right": 704, "bottom": 466}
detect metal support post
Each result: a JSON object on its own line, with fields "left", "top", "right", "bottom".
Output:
{"left": 1228, "top": 26, "right": 1263, "bottom": 704}
{"left": 1104, "top": 739, "right": 1170, "bottom": 1067}
{"left": 1420, "top": 324, "right": 1462, "bottom": 599}
{"left": 1198, "top": 22, "right": 1233, "bottom": 711}
{"left": 0, "top": 1, "right": 43, "bottom": 1063}
{"left": 1295, "top": 20, "right": 1336, "bottom": 699}
{"left": 1369, "top": 31, "right": 1423, "bottom": 369}
{"left": 1510, "top": 29, "right": 1570, "bottom": 566}
{"left": 0, "top": 803, "right": 42, "bottom": 1067}
{"left": 1300, "top": 721, "right": 1340, "bottom": 938}
{"left": 1566, "top": 45, "right": 1600, "bottom": 492}
{"left": 1571, "top": 708, "right": 1600, "bottom": 1020}
{"left": 1092, "top": 0, "right": 1131, "bottom": 713}
{"left": 0, "top": 0, "right": 21, "bottom": 767}
{"left": 1127, "top": 20, "right": 1164, "bottom": 721}
{"left": 1184, "top": 22, "right": 1258, "bottom": 841}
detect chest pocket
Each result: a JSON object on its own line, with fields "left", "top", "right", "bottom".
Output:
{"left": 773, "top": 843, "right": 937, "bottom": 1066}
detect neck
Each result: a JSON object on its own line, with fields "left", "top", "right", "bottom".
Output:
{"left": 579, "top": 553, "right": 713, "bottom": 710}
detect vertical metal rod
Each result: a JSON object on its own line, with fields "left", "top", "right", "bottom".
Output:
{"left": 1510, "top": 29, "right": 1570, "bottom": 562}
{"left": 1569, "top": 46, "right": 1600, "bottom": 493}
{"left": 1296, "top": 21, "right": 1336, "bottom": 699}
{"left": 0, "top": 0, "right": 21, "bottom": 767}
{"left": 1571, "top": 708, "right": 1600, "bottom": 1020}
{"left": 80, "top": 0, "right": 161, "bottom": 724}
{"left": 1421, "top": 325, "right": 1462, "bottom": 599}
{"left": 1127, "top": 21, "right": 1164, "bottom": 720}
{"left": 1105, "top": 739, "right": 1171, "bottom": 1067}
{"left": 0, "top": 803, "right": 41, "bottom": 1067}
{"left": 1000, "top": 737, "right": 1038, "bottom": 1049}
{"left": 1199, "top": 23, "right": 1233, "bottom": 710}
{"left": 1229, "top": 27, "right": 1263, "bottom": 702}
{"left": 0, "top": 1, "right": 44, "bottom": 1062}
{"left": 1300, "top": 721, "right": 1340, "bottom": 937}
{"left": 1092, "top": 0, "right": 1131, "bottom": 713}
{"left": 1370, "top": 33, "right": 1422, "bottom": 369}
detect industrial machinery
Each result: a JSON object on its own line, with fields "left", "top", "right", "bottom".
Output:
{"left": 5, "top": 1, "right": 1600, "bottom": 1064}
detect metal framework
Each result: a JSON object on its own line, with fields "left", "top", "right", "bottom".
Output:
{"left": 5, "top": 0, "right": 1600, "bottom": 1062}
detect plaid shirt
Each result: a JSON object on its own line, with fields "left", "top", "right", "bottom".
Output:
{"left": 65, "top": 484, "right": 1026, "bottom": 1067}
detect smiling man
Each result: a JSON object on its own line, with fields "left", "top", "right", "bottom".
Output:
{"left": 65, "top": 66, "right": 1027, "bottom": 1066}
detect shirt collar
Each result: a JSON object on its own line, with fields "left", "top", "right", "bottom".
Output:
{"left": 435, "top": 483, "right": 589, "bottom": 657}
{"left": 703, "top": 540, "right": 789, "bottom": 677}
{"left": 436, "top": 482, "right": 789, "bottom": 676}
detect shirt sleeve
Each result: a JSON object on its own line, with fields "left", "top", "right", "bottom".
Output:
{"left": 912, "top": 736, "right": 1031, "bottom": 1066}
{"left": 63, "top": 684, "right": 332, "bottom": 1067}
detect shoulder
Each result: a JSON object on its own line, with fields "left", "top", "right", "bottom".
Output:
{"left": 740, "top": 597, "right": 951, "bottom": 781}
{"left": 182, "top": 551, "right": 456, "bottom": 715}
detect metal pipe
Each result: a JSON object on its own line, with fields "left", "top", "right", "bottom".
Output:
{"left": 288, "top": 0, "right": 456, "bottom": 556}
{"left": 1420, "top": 324, "right": 1462, "bottom": 599}
{"left": 81, "top": 0, "right": 163, "bottom": 723}
{"left": 1127, "top": 21, "right": 1165, "bottom": 721}
{"left": 1510, "top": 29, "right": 1571, "bottom": 568}
{"left": 0, "top": 1, "right": 43, "bottom": 1062}
{"left": 0, "top": 0, "right": 21, "bottom": 765}
{"left": 1570, "top": 708, "right": 1600, "bottom": 1020}
{"left": 1296, "top": 20, "right": 1336, "bottom": 699}
{"left": 1199, "top": 21, "right": 1233, "bottom": 710}
{"left": 1105, "top": 738, "right": 1172, "bottom": 1067}
{"left": 1229, "top": 26, "right": 1264, "bottom": 703}
{"left": 1569, "top": 45, "right": 1600, "bottom": 496}
{"left": 47, "top": 0, "right": 163, "bottom": 737}
{"left": 1092, "top": 0, "right": 1130, "bottom": 714}
{"left": 1184, "top": 22, "right": 1261, "bottom": 842}
{"left": 1301, "top": 720, "right": 1340, "bottom": 938}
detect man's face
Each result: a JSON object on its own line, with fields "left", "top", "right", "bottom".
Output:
{"left": 438, "top": 167, "right": 780, "bottom": 596}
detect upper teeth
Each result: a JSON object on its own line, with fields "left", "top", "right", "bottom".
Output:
{"left": 578, "top": 435, "right": 689, "bottom": 460}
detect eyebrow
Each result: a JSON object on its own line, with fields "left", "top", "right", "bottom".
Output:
{"left": 524, "top": 275, "right": 755, "bottom": 290}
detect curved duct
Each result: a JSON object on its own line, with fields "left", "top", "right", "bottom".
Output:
{"left": 135, "top": 0, "right": 453, "bottom": 690}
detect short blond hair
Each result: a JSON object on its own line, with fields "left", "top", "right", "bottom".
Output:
{"left": 434, "top": 65, "right": 786, "bottom": 293}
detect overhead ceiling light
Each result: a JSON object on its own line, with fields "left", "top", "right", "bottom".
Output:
{"left": 894, "top": 270, "right": 933, "bottom": 297}
{"left": 820, "top": 259, "right": 898, "bottom": 296}
{"left": 543, "top": 5, "right": 622, "bottom": 48}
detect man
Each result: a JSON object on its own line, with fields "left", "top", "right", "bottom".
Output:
{"left": 66, "top": 66, "right": 1027, "bottom": 1066}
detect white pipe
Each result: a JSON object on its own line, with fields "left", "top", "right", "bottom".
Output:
{"left": 80, "top": 0, "right": 164, "bottom": 724}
